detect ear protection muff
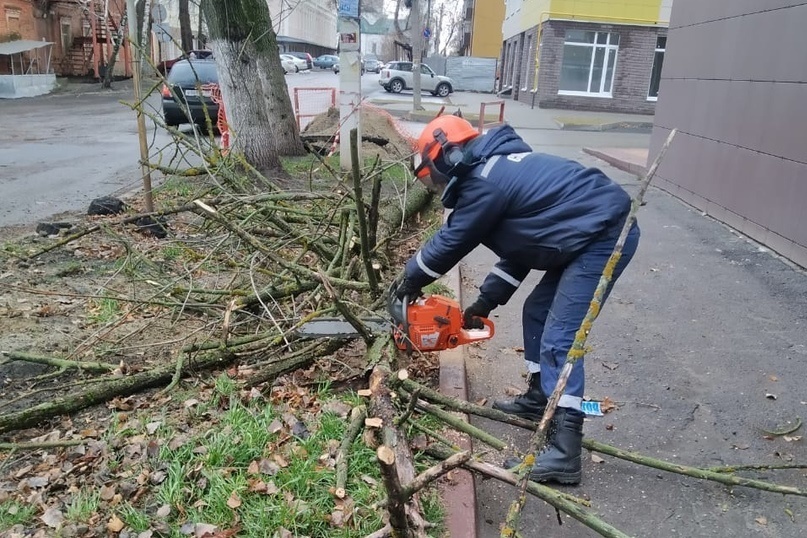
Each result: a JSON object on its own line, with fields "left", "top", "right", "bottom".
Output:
{"left": 432, "top": 128, "right": 465, "bottom": 172}
{"left": 413, "top": 127, "right": 474, "bottom": 186}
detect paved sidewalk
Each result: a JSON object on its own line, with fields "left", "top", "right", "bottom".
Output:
{"left": 367, "top": 90, "right": 653, "bottom": 132}
{"left": 456, "top": 141, "right": 807, "bottom": 536}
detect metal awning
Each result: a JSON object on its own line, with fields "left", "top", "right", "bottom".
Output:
{"left": 0, "top": 40, "right": 53, "bottom": 56}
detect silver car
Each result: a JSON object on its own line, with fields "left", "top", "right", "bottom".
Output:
{"left": 378, "top": 61, "right": 454, "bottom": 97}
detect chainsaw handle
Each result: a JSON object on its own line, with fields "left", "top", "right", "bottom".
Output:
{"left": 457, "top": 316, "right": 495, "bottom": 345}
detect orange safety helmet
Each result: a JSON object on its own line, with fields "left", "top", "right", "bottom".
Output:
{"left": 414, "top": 114, "right": 480, "bottom": 181}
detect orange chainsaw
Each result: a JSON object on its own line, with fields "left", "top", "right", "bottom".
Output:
{"left": 296, "top": 294, "right": 495, "bottom": 352}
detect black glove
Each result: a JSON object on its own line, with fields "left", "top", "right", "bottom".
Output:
{"left": 463, "top": 296, "right": 495, "bottom": 329}
{"left": 391, "top": 276, "right": 423, "bottom": 303}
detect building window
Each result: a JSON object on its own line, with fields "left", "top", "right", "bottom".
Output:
{"left": 61, "top": 18, "right": 73, "bottom": 55}
{"left": 648, "top": 35, "right": 666, "bottom": 101}
{"left": 522, "top": 34, "right": 532, "bottom": 91}
{"left": 558, "top": 30, "right": 620, "bottom": 97}
{"left": 5, "top": 8, "right": 21, "bottom": 33}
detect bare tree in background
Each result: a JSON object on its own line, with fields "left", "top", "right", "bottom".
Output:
{"left": 392, "top": 0, "right": 411, "bottom": 46}
{"left": 200, "top": 0, "right": 304, "bottom": 173}
{"left": 438, "top": 0, "right": 462, "bottom": 55}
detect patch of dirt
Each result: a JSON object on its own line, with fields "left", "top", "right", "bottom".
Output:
{"left": 0, "top": 118, "right": 446, "bottom": 536}
{"left": 302, "top": 105, "right": 416, "bottom": 162}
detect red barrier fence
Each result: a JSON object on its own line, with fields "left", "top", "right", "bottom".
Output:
{"left": 478, "top": 100, "right": 506, "bottom": 133}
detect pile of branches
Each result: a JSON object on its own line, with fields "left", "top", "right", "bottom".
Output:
{"left": 350, "top": 362, "right": 807, "bottom": 538}
{"left": 0, "top": 131, "right": 432, "bottom": 435}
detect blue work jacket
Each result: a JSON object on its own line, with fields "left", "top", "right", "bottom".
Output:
{"left": 404, "top": 124, "right": 632, "bottom": 306}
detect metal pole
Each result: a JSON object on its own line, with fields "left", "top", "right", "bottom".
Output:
{"left": 411, "top": 0, "right": 423, "bottom": 111}
{"left": 125, "top": 0, "right": 154, "bottom": 212}
{"left": 427, "top": 0, "right": 432, "bottom": 56}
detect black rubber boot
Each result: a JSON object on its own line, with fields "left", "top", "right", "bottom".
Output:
{"left": 492, "top": 372, "right": 547, "bottom": 421}
{"left": 504, "top": 407, "right": 584, "bottom": 485}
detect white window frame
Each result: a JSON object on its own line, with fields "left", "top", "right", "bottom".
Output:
{"left": 647, "top": 36, "right": 666, "bottom": 102}
{"left": 558, "top": 31, "right": 619, "bottom": 98}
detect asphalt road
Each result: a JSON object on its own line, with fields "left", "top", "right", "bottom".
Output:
{"left": 0, "top": 69, "right": 382, "bottom": 228}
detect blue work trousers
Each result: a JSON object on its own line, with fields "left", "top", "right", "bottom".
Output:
{"left": 522, "top": 222, "right": 640, "bottom": 407}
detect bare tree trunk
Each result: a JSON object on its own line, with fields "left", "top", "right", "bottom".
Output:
{"left": 432, "top": 3, "right": 443, "bottom": 56}
{"left": 101, "top": 11, "right": 127, "bottom": 89}
{"left": 179, "top": 0, "right": 193, "bottom": 52}
{"left": 201, "top": 0, "right": 305, "bottom": 173}
{"left": 135, "top": 0, "right": 147, "bottom": 46}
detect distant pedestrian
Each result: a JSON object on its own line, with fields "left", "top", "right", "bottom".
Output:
{"left": 392, "top": 114, "right": 640, "bottom": 484}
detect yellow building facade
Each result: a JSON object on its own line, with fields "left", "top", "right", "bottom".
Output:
{"left": 514, "top": 0, "right": 669, "bottom": 32}
{"left": 500, "top": 0, "right": 672, "bottom": 113}
{"left": 470, "top": 1, "right": 505, "bottom": 58}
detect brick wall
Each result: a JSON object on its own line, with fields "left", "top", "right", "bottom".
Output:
{"left": 1, "top": 0, "right": 36, "bottom": 40}
{"left": 528, "top": 20, "right": 663, "bottom": 114}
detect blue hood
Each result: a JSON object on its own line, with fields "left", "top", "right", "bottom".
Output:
{"left": 466, "top": 125, "right": 532, "bottom": 161}
{"left": 441, "top": 125, "right": 532, "bottom": 207}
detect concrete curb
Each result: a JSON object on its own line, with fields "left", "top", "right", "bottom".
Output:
{"left": 436, "top": 257, "right": 478, "bottom": 538}
{"left": 555, "top": 119, "right": 653, "bottom": 132}
{"left": 582, "top": 147, "right": 648, "bottom": 177}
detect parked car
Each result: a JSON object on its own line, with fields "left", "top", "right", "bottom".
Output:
{"left": 313, "top": 54, "right": 339, "bottom": 69}
{"left": 157, "top": 50, "right": 213, "bottom": 75}
{"left": 286, "top": 51, "right": 313, "bottom": 70}
{"left": 280, "top": 54, "right": 300, "bottom": 75}
{"left": 280, "top": 54, "right": 308, "bottom": 73}
{"left": 379, "top": 61, "right": 454, "bottom": 97}
{"left": 363, "top": 56, "right": 382, "bottom": 73}
{"left": 332, "top": 59, "right": 365, "bottom": 75}
{"left": 161, "top": 59, "right": 219, "bottom": 129}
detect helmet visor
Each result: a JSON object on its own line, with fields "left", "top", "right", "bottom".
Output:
{"left": 413, "top": 139, "right": 439, "bottom": 179}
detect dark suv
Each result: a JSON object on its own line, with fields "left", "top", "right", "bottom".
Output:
{"left": 161, "top": 59, "right": 219, "bottom": 128}
{"left": 287, "top": 51, "right": 313, "bottom": 70}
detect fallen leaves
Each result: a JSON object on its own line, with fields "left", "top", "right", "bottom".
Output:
{"left": 100, "top": 484, "right": 116, "bottom": 501}
{"left": 248, "top": 479, "right": 279, "bottom": 495}
{"left": 226, "top": 491, "right": 242, "bottom": 509}
{"left": 247, "top": 458, "right": 281, "bottom": 477}
{"left": 107, "top": 514, "right": 125, "bottom": 532}
{"left": 40, "top": 507, "right": 65, "bottom": 528}
{"left": 600, "top": 397, "right": 617, "bottom": 414}
{"left": 156, "top": 504, "right": 172, "bottom": 518}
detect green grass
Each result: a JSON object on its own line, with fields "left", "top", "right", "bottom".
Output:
{"left": 155, "top": 177, "right": 198, "bottom": 199}
{"left": 3, "top": 382, "right": 446, "bottom": 537}
{"left": 424, "top": 281, "right": 454, "bottom": 299}
{"left": 281, "top": 154, "right": 340, "bottom": 176}
{"left": 0, "top": 500, "right": 37, "bottom": 529}
{"left": 144, "top": 389, "right": 444, "bottom": 537}
{"left": 1, "top": 241, "right": 26, "bottom": 257}
{"left": 54, "top": 261, "right": 83, "bottom": 277}
{"left": 66, "top": 489, "right": 100, "bottom": 523}
{"left": 117, "top": 502, "right": 152, "bottom": 532}
{"left": 87, "top": 295, "right": 122, "bottom": 324}
{"left": 381, "top": 161, "right": 413, "bottom": 184}
{"left": 161, "top": 244, "right": 185, "bottom": 261}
